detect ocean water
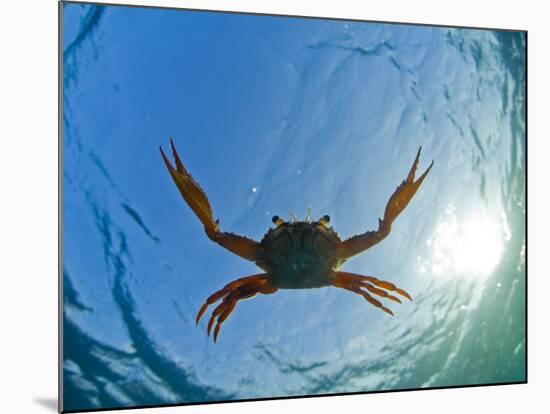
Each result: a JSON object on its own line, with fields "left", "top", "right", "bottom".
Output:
{"left": 61, "top": 3, "right": 526, "bottom": 412}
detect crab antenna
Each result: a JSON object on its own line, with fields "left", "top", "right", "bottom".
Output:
{"left": 305, "top": 206, "right": 312, "bottom": 223}
{"left": 289, "top": 211, "right": 298, "bottom": 223}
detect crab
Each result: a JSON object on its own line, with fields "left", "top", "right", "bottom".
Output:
{"left": 160, "top": 139, "right": 433, "bottom": 342}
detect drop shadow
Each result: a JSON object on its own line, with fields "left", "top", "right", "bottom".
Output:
{"left": 34, "top": 397, "right": 58, "bottom": 412}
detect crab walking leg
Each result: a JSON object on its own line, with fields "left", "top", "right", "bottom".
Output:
{"left": 207, "top": 281, "right": 278, "bottom": 342}
{"left": 211, "top": 287, "right": 259, "bottom": 342}
{"left": 331, "top": 275, "right": 395, "bottom": 316}
{"left": 206, "top": 289, "right": 251, "bottom": 337}
{"left": 335, "top": 147, "right": 434, "bottom": 260}
{"left": 160, "top": 139, "right": 264, "bottom": 261}
{"left": 335, "top": 271, "right": 412, "bottom": 301}
{"left": 206, "top": 283, "right": 271, "bottom": 334}
{"left": 195, "top": 274, "right": 269, "bottom": 324}
{"left": 362, "top": 283, "right": 402, "bottom": 304}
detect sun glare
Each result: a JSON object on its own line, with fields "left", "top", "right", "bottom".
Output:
{"left": 417, "top": 204, "right": 506, "bottom": 280}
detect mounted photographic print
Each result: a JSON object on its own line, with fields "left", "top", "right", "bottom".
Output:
{"left": 60, "top": 1, "right": 526, "bottom": 412}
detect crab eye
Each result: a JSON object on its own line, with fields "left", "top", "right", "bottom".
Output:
{"left": 272, "top": 215, "right": 285, "bottom": 226}
{"left": 318, "top": 215, "right": 330, "bottom": 226}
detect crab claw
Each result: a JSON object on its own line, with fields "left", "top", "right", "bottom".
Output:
{"left": 382, "top": 146, "right": 434, "bottom": 228}
{"left": 161, "top": 139, "right": 265, "bottom": 262}
{"left": 160, "top": 139, "right": 219, "bottom": 233}
{"left": 335, "top": 147, "right": 433, "bottom": 259}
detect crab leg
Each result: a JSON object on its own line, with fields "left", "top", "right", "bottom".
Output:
{"left": 335, "top": 271, "right": 412, "bottom": 301}
{"left": 330, "top": 271, "right": 412, "bottom": 316}
{"left": 160, "top": 139, "right": 264, "bottom": 262}
{"left": 195, "top": 274, "right": 267, "bottom": 324}
{"left": 195, "top": 273, "right": 277, "bottom": 342}
{"left": 335, "top": 147, "right": 433, "bottom": 259}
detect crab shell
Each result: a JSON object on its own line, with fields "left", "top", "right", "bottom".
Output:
{"left": 257, "top": 221, "right": 347, "bottom": 289}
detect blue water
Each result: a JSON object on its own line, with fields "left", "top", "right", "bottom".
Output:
{"left": 61, "top": 3, "right": 526, "bottom": 411}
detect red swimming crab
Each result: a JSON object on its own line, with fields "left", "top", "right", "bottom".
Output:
{"left": 160, "top": 140, "right": 433, "bottom": 342}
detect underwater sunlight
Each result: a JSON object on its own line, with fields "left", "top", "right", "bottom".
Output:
{"left": 419, "top": 203, "right": 505, "bottom": 281}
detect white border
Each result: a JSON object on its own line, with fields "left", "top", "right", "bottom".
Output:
{"left": 1, "top": 1, "right": 547, "bottom": 413}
